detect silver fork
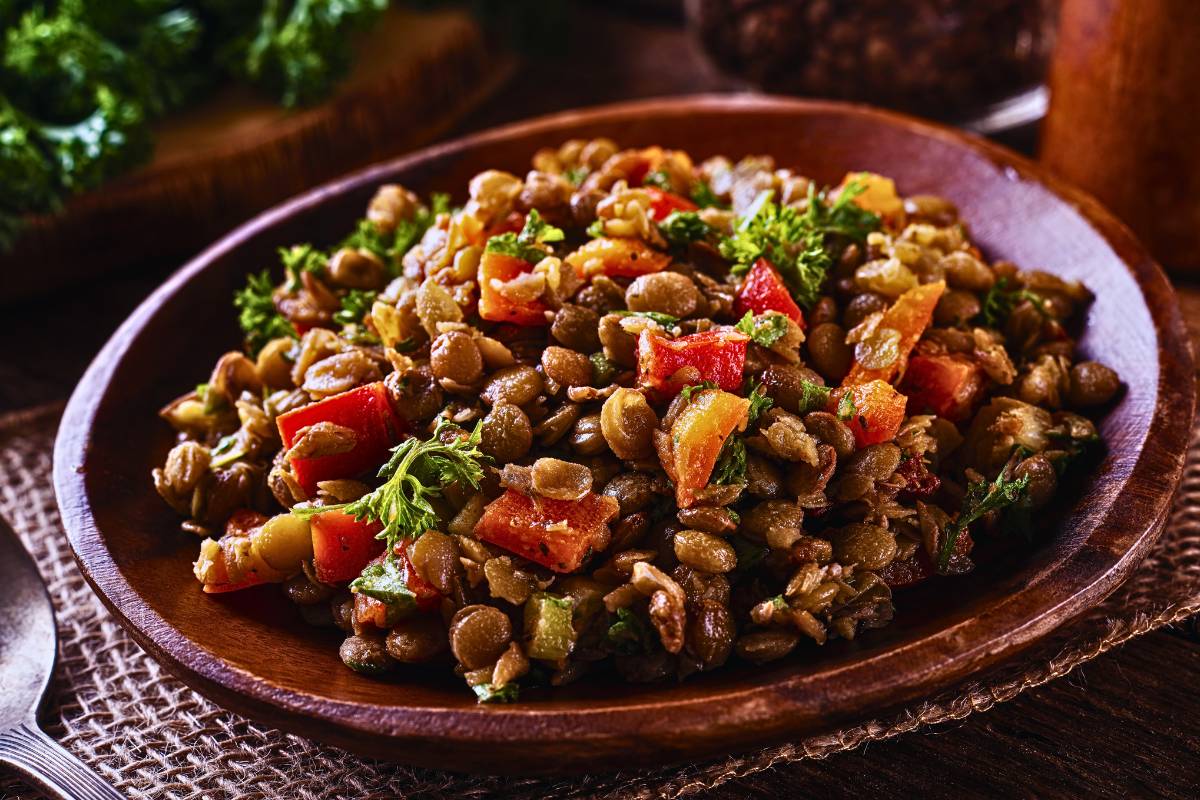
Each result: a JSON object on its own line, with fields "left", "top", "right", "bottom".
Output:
{"left": 0, "top": 514, "right": 124, "bottom": 799}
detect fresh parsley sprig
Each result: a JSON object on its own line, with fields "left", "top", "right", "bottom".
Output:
{"left": 658, "top": 210, "right": 712, "bottom": 247}
{"left": 734, "top": 311, "right": 790, "bottom": 348}
{"left": 234, "top": 269, "right": 296, "bottom": 355}
{"left": 485, "top": 208, "right": 564, "bottom": 263}
{"left": 296, "top": 420, "right": 490, "bottom": 548}
{"left": 937, "top": 470, "right": 1031, "bottom": 571}
{"left": 978, "top": 276, "right": 1049, "bottom": 329}
{"left": 719, "top": 181, "right": 881, "bottom": 309}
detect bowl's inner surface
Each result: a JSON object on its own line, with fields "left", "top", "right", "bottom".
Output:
{"left": 77, "top": 105, "right": 1162, "bottom": 722}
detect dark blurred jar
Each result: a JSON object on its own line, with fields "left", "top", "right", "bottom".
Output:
{"left": 685, "top": 0, "right": 1058, "bottom": 118}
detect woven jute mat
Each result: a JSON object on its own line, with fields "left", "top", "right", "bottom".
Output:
{"left": 2, "top": 402, "right": 1199, "bottom": 800}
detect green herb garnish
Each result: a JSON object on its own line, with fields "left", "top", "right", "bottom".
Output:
{"left": 642, "top": 169, "right": 673, "bottom": 191}
{"left": 589, "top": 352, "right": 617, "bottom": 386}
{"left": 612, "top": 310, "right": 680, "bottom": 327}
{"left": 746, "top": 379, "right": 774, "bottom": 425}
{"left": 234, "top": 269, "right": 296, "bottom": 356}
{"left": 279, "top": 243, "right": 326, "bottom": 291}
{"left": 678, "top": 380, "right": 721, "bottom": 403}
{"left": 937, "top": 471, "right": 1031, "bottom": 571}
{"left": 797, "top": 380, "right": 833, "bottom": 414}
{"left": 978, "top": 277, "right": 1049, "bottom": 329}
{"left": 734, "top": 311, "right": 790, "bottom": 348}
{"left": 691, "top": 180, "right": 726, "bottom": 209}
{"left": 296, "top": 420, "right": 489, "bottom": 549}
{"left": 836, "top": 391, "right": 857, "bottom": 421}
{"left": 606, "top": 607, "right": 653, "bottom": 655}
{"left": 350, "top": 558, "right": 418, "bottom": 609}
{"left": 334, "top": 289, "right": 377, "bottom": 327}
{"left": 658, "top": 210, "right": 711, "bottom": 247}
{"left": 472, "top": 681, "right": 519, "bottom": 704}
{"left": 485, "top": 208, "right": 564, "bottom": 263}
{"left": 564, "top": 166, "right": 587, "bottom": 186}
{"left": 586, "top": 218, "right": 605, "bottom": 239}
{"left": 720, "top": 181, "right": 880, "bottom": 309}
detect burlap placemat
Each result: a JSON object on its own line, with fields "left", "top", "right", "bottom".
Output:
{"left": 2, "top": 402, "right": 1198, "bottom": 800}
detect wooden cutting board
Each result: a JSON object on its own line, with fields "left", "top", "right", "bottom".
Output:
{"left": 3, "top": 7, "right": 514, "bottom": 301}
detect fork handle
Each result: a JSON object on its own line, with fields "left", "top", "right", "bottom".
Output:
{"left": 0, "top": 720, "right": 124, "bottom": 800}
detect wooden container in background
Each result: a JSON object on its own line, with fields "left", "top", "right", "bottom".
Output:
{"left": 1040, "top": 0, "right": 1200, "bottom": 271}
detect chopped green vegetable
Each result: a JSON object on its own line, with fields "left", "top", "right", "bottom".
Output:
{"left": 334, "top": 288, "right": 377, "bottom": 327}
{"left": 712, "top": 435, "right": 748, "bottom": 486}
{"left": 746, "top": 380, "right": 774, "bottom": 425}
{"left": 209, "top": 433, "right": 243, "bottom": 468}
{"left": 524, "top": 593, "right": 576, "bottom": 661}
{"left": 938, "top": 470, "right": 1031, "bottom": 571}
{"left": 691, "top": 180, "right": 726, "bottom": 209}
{"left": 612, "top": 310, "right": 680, "bottom": 327}
{"left": 734, "top": 311, "right": 791, "bottom": 348}
{"left": 296, "top": 420, "right": 489, "bottom": 550}
{"left": 836, "top": 391, "right": 857, "bottom": 422}
{"left": 485, "top": 208, "right": 564, "bottom": 263}
{"left": 642, "top": 169, "right": 673, "bottom": 191}
{"left": 606, "top": 607, "right": 653, "bottom": 655}
{"left": 719, "top": 181, "right": 881, "bottom": 309}
{"left": 797, "top": 379, "right": 833, "bottom": 415}
{"left": 586, "top": 218, "right": 605, "bottom": 239}
{"left": 349, "top": 558, "right": 418, "bottom": 612}
{"left": 589, "top": 351, "right": 617, "bottom": 386}
{"left": 234, "top": 268, "right": 296, "bottom": 356}
{"left": 658, "top": 210, "right": 711, "bottom": 247}
{"left": 978, "top": 276, "right": 1049, "bottom": 329}
{"left": 472, "top": 681, "right": 519, "bottom": 704}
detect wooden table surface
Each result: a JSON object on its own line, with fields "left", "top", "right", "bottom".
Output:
{"left": 2, "top": 4, "right": 1198, "bottom": 797}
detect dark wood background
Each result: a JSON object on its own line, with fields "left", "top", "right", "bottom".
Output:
{"left": 2, "top": 4, "right": 1198, "bottom": 797}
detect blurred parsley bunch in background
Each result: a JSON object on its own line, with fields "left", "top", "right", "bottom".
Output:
{"left": 0, "top": 0, "right": 389, "bottom": 249}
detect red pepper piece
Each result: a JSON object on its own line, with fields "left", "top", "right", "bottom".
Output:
{"left": 478, "top": 250, "right": 551, "bottom": 326}
{"left": 474, "top": 489, "right": 619, "bottom": 573}
{"left": 353, "top": 543, "right": 441, "bottom": 627}
{"left": 733, "top": 258, "right": 804, "bottom": 325}
{"left": 636, "top": 328, "right": 749, "bottom": 397}
{"left": 828, "top": 379, "right": 908, "bottom": 448}
{"left": 276, "top": 382, "right": 404, "bottom": 497}
{"left": 644, "top": 187, "right": 698, "bottom": 220}
{"left": 310, "top": 509, "right": 386, "bottom": 584}
{"left": 901, "top": 353, "right": 987, "bottom": 422}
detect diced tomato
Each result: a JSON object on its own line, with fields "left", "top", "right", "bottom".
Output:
{"left": 644, "top": 187, "right": 698, "bottom": 221}
{"left": 637, "top": 328, "right": 749, "bottom": 397}
{"left": 478, "top": 250, "right": 551, "bottom": 326}
{"left": 663, "top": 389, "right": 751, "bottom": 508}
{"left": 276, "top": 382, "right": 403, "bottom": 496}
{"left": 292, "top": 321, "right": 312, "bottom": 337}
{"left": 839, "top": 171, "right": 905, "bottom": 228}
{"left": 902, "top": 353, "right": 986, "bottom": 422}
{"left": 353, "top": 543, "right": 441, "bottom": 628}
{"left": 310, "top": 510, "right": 386, "bottom": 584}
{"left": 829, "top": 379, "right": 908, "bottom": 448}
{"left": 879, "top": 530, "right": 973, "bottom": 589}
{"left": 844, "top": 281, "right": 945, "bottom": 386}
{"left": 474, "top": 489, "right": 620, "bottom": 573}
{"left": 733, "top": 258, "right": 804, "bottom": 325}
{"left": 564, "top": 237, "right": 671, "bottom": 280}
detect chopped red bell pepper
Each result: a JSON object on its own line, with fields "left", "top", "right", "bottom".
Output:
{"left": 564, "top": 237, "right": 671, "bottom": 280}
{"left": 474, "top": 489, "right": 620, "bottom": 573}
{"left": 309, "top": 509, "right": 386, "bottom": 584}
{"left": 844, "top": 281, "right": 945, "bottom": 386}
{"left": 901, "top": 353, "right": 986, "bottom": 422}
{"left": 478, "top": 250, "right": 551, "bottom": 326}
{"left": 353, "top": 543, "right": 441, "bottom": 627}
{"left": 829, "top": 379, "right": 908, "bottom": 448}
{"left": 276, "top": 382, "right": 404, "bottom": 497}
{"left": 662, "top": 389, "right": 751, "bottom": 508}
{"left": 644, "top": 187, "right": 698, "bottom": 220}
{"left": 733, "top": 258, "right": 804, "bottom": 325}
{"left": 636, "top": 328, "right": 749, "bottom": 397}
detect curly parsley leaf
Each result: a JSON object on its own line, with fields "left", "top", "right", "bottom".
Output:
{"left": 658, "top": 210, "right": 712, "bottom": 247}
{"left": 937, "top": 471, "right": 1031, "bottom": 571}
{"left": 720, "top": 181, "right": 881, "bottom": 309}
{"left": 234, "top": 269, "right": 295, "bottom": 355}
{"left": 746, "top": 379, "right": 774, "bottom": 425}
{"left": 296, "top": 420, "right": 489, "bottom": 548}
{"left": 334, "top": 289, "right": 376, "bottom": 327}
{"left": 734, "top": 311, "right": 790, "bottom": 348}
{"left": 279, "top": 243, "right": 326, "bottom": 291}
{"left": 485, "top": 208, "right": 564, "bottom": 263}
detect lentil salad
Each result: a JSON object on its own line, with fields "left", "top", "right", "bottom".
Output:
{"left": 152, "top": 139, "right": 1120, "bottom": 702}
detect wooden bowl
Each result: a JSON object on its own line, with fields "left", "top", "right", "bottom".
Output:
{"left": 53, "top": 96, "right": 1195, "bottom": 775}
